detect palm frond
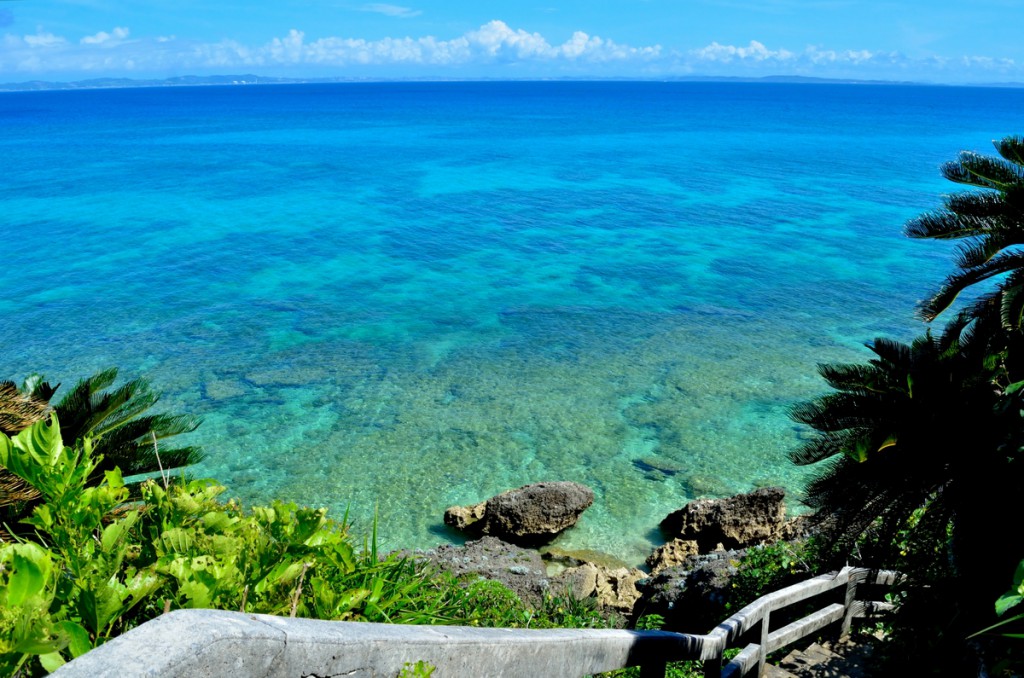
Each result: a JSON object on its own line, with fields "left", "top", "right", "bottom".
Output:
{"left": 999, "top": 269, "right": 1024, "bottom": 330}
{"left": 919, "top": 250, "right": 1024, "bottom": 321}
{"left": 0, "top": 381, "right": 51, "bottom": 436}
{"left": 994, "top": 135, "right": 1024, "bottom": 167}
{"left": 866, "top": 337, "right": 913, "bottom": 367}
{"left": 945, "top": 191, "right": 1014, "bottom": 219}
{"left": 905, "top": 211, "right": 995, "bottom": 240}
{"left": 943, "top": 153, "right": 1024, "bottom": 191}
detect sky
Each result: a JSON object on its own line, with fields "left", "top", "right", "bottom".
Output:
{"left": 1, "top": 0, "right": 1022, "bottom": 84}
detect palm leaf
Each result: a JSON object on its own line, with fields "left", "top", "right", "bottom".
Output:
{"left": 995, "top": 135, "right": 1024, "bottom": 167}
{"left": 943, "top": 153, "right": 1024, "bottom": 190}
{"left": 0, "top": 381, "right": 51, "bottom": 437}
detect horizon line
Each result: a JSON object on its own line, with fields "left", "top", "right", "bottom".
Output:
{"left": 4, "top": 72, "right": 1024, "bottom": 93}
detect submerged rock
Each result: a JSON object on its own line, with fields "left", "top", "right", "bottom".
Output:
{"left": 203, "top": 378, "right": 247, "bottom": 401}
{"left": 444, "top": 481, "right": 594, "bottom": 545}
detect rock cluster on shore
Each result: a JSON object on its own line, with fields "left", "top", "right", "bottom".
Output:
{"left": 433, "top": 483, "right": 809, "bottom": 626}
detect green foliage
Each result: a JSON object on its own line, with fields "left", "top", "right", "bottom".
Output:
{"left": 995, "top": 560, "right": 1024, "bottom": 622}
{"left": 0, "top": 543, "right": 67, "bottom": 676}
{"left": 724, "top": 540, "right": 818, "bottom": 613}
{"left": 0, "top": 369, "right": 202, "bottom": 542}
{"left": 398, "top": 660, "right": 436, "bottom": 677}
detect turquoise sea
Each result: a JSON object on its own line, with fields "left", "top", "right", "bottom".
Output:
{"left": 3, "top": 81, "right": 1023, "bottom": 564}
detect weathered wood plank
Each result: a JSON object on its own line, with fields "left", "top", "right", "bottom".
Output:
{"left": 720, "top": 643, "right": 760, "bottom": 678}
{"left": 766, "top": 603, "right": 845, "bottom": 652}
{"left": 705, "top": 569, "right": 852, "bottom": 646}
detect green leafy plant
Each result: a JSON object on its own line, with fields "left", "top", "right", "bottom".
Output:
{"left": 0, "top": 369, "right": 202, "bottom": 542}
{"left": 398, "top": 660, "right": 436, "bottom": 677}
{"left": 724, "top": 541, "right": 817, "bottom": 614}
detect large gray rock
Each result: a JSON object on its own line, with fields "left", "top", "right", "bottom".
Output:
{"left": 445, "top": 481, "right": 594, "bottom": 545}
{"left": 659, "top": 487, "right": 787, "bottom": 552}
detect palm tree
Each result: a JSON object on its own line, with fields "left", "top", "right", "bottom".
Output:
{"left": 791, "top": 312, "right": 1023, "bottom": 665}
{"left": 51, "top": 368, "right": 203, "bottom": 479}
{"left": 791, "top": 313, "right": 1005, "bottom": 556}
{"left": 0, "top": 368, "right": 203, "bottom": 539}
{"left": 906, "top": 135, "right": 1024, "bottom": 331}
{"left": 792, "top": 136, "right": 1024, "bottom": 671}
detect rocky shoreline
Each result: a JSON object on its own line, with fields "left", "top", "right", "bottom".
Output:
{"left": 405, "top": 483, "right": 812, "bottom": 629}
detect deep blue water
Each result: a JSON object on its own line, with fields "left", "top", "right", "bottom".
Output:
{"left": 3, "top": 81, "right": 1022, "bottom": 563}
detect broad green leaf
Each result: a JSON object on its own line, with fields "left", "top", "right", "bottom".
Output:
{"left": 103, "top": 467, "right": 125, "bottom": 491}
{"left": 8, "top": 552, "right": 46, "bottom": 606}
{"left": 38, "top": 651, "right": 66, "bottom": 672}
{"left": 996, "top": 592, "right": 1024, "bottom": 617}
{"left": 14, "top": 636, "right": 63, "bottom": 656}
{"left": 201, "top": 511, "right": 236, "bottom": 533}
{"left": 57, "top": 622, "right": 93, "bottom": 658}
{"left": 160, "top": 528, "right": 196, "bottom": 554}
{"left": 100, "top": 513, "right": 138, "bottom": 553}
{"left": 1012, "top": 559, "right": 1024, "bottom": 588}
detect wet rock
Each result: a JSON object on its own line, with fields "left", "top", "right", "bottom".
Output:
{"left": 444, "top": 481, "right": 594, "bottom": 545}
{"left": 443, "top": 502, "right": 486, "bottom": 531}
{"left": 540, "top": 546, "right": 631, "bottom": 571}
{"left": 660, "top": 487, "right": 787, "bottom": 552}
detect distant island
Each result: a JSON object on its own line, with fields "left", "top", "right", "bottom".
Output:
{"left": 3, "top": 73, "right": 1023, "bottom": 92}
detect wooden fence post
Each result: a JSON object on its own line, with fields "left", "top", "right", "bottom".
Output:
{"left": 839, "top": 568, "right": 859, "bottom": 638}
{"left": 757, "top": 611, "right": 770, "bottom": 677}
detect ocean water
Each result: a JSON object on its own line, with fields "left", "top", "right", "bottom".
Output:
{"left": 3, "top": 81, "right": 1023, "bottom": 565}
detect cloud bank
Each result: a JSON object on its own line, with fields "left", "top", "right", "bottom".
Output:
{"left": 0, "top": 21, "right": 1019, "bottom": 82}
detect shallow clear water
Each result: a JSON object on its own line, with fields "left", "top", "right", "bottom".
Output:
{"left": 3, "top": 81, "right": 1022, "bottom": 564}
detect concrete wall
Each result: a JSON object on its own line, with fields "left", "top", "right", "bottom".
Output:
{"left": 52, "top": 610, "right": 703, "bottom": 677}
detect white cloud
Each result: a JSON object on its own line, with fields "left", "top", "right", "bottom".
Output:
{"left": 359, "top": 4, "right": 422, "bottom": 19}
{"left": 80, "top": 27, "right": 129, "bottom": 45}
{"left": 23, "top": 31, "right": 67, "bottom": 48}
{"left": 0, "top": 23, "right": 1019, "bottom": 83}
{"left": 692, "top": 40, "right": 795, "bottom": 63}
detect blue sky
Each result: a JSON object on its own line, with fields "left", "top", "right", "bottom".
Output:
{"left": 1, "top": 0, "right": 1021, "bottom": 83}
